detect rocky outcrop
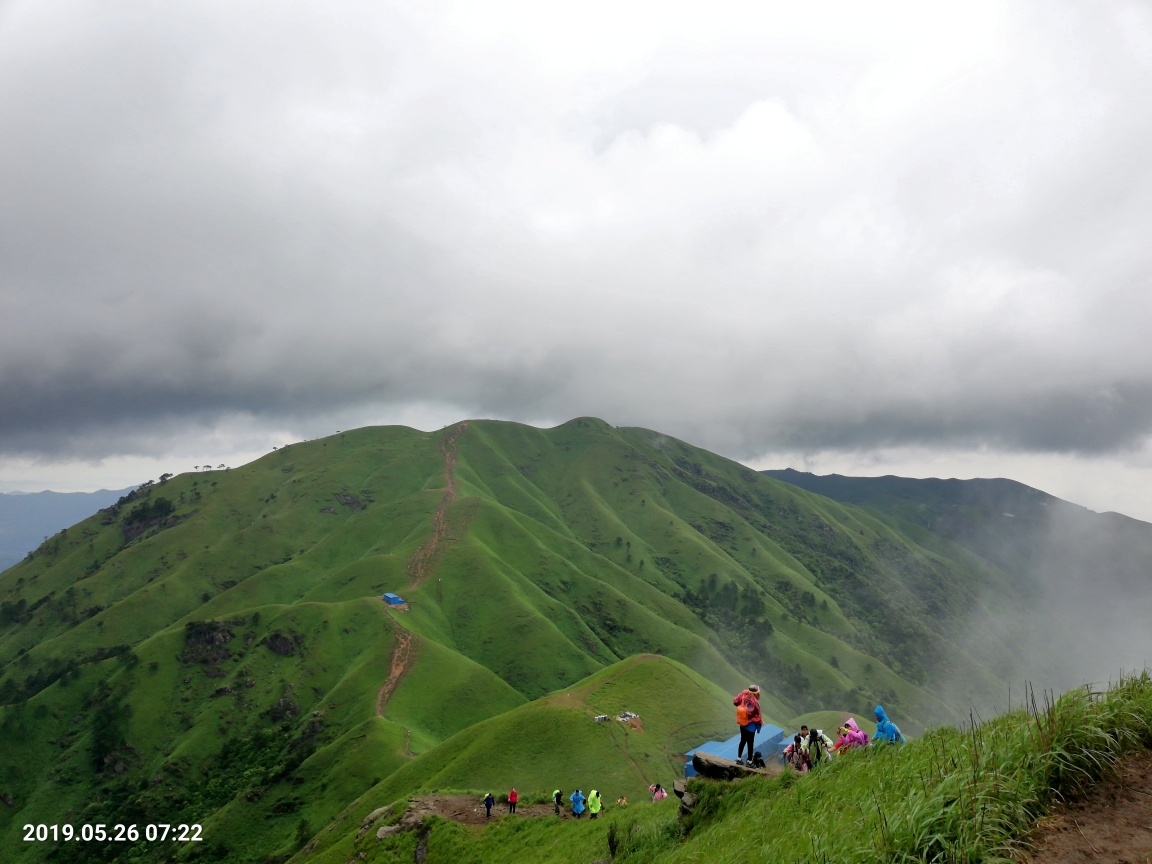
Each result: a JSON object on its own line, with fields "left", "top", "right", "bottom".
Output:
{"left": 690, "top": 750, "right": 779, "bottom": 781}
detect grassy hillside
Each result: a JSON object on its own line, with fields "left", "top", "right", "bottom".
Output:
{"left": 764, "top": 469, "right": 1152, "bottom": 691}
{"left": 0, "top": 418, "right": 1047, "bottom": 861}
{"left": 298, "top": 654, "right": 739, "bottom": 864}
{"left": 303, "top": 672, "right": 1152, "bottom": 864}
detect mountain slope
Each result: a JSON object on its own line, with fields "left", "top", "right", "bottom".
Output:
{"left": 0, "top": 418, "right": 1049, "bottom": 861}
{"left": 298, "top": 654, "right": 737, "bottom": 864}
{"left": 763, "top": 469, "right": 1152, "bottom": 690}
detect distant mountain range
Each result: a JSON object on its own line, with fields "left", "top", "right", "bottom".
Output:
{"left": 763, "top": 469, "right": 1152, "bottom": 692}
{"left": 0, "top": 488, "right": 133, "bottom": 572}
{"left": 1, "top": 422, "right": 1149, "bottom": 862}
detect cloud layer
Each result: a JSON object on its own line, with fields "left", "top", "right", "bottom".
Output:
{"left": 3, "top": 0, "right": 1152, "bottom": 463}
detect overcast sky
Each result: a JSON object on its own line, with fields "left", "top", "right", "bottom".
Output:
{"left": 3, "top": 1, "right": 1152, "bottom": 516}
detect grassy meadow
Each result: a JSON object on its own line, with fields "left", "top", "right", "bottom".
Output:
{"left": 306, "top": 672, "right": 1152, "bottom": 864}
{"left": 0, "top": 417, "right": 1065, "bottom": 861}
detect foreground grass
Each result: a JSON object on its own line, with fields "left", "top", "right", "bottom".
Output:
{"left": 317, "top": 672, "right": 1152, "bottom": 864}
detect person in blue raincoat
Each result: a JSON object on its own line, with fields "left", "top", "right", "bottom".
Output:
{"left": 570, "top": 788, "right": 586, "bottom": 818}
{"left": 872, "top": 706, "right": 906, "bottom": 744}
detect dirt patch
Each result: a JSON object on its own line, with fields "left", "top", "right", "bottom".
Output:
{"left": 376, "top": 629, "right": 418, "bottom": 717}
{"left": 406, "top": 796, "right": 571, "bottom": 826}
{"left": 406, "top": 423, "right": 468, "bottom": 588}
{"left": 626, "top": 717, "right": 645, "bottom": 733}
{"left": 1024, "top": 749, "right": 1152, "bottom": 863}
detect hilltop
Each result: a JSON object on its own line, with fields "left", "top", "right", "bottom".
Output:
{"left": 0, "top": 417, "right": 1088, "bottom": 861}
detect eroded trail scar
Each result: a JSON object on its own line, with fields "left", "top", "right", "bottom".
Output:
{"left": 406, "top": 422, "right": 467, "bottom": 588}
{"left": 376, "top": 628, "right": 416, "bottom": 717}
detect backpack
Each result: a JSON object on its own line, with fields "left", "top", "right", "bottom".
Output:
{"left": 808, "top": 731, "right": 823, "bottom": 762}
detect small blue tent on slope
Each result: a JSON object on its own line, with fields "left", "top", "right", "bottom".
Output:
{"left": 382, "top": 593, "right": 405, "bottom": 605}
{"left": 684, "top": 724, "right": 786, "bottom": 776}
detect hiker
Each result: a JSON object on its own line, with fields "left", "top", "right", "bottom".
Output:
{"left": 873, "top": 706, "right": 906, "bottom": 744}
{"left": 805, "top": 727, "right": 834, "bottom": 765}
{"left": 483, "top": 792, "right": 495, "bottom": 819}
{"left": 508, "top": 787, "right": 518, "bottom": 814}
{"left": 845, "top": 717, "right": 869, "bottom": 748}
{"left": 650, "top": 783, "right": 668, "bottom": 802}
{"left": 553, "top": 788, "right": 564, "bottom": 816}
{"left": 588, "top": 789, "right": 602, "bottom": 819}
{"left": 616, "top": 795, "right": 628, "bottom": 808}
{"left": 732, "top": 683, "right": 763, "bottom": 765}
{"left": 570, "top": 789, "right": 586, "bottom": 818}
{"left": 783, "top": 734, "right": 809, "bottom": 772}
{"left": 750, "top": 750, "right": 766, "bottom": 769}
{"left": 832, "top": 725, "right": 853, "bottom": 755}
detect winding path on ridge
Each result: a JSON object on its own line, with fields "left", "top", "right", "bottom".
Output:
{"left": 1024, "top": 749, "right": 1152, "bottom": 863}
{"left": 406, "top": 422, "right": 467, "bottom": 589}
{"left": 375, "top": 627, "right": 417, "bottom": 718}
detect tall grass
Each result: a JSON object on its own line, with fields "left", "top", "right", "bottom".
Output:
{"left": 629, "top": 672, "right": 1152, "bottom": 864}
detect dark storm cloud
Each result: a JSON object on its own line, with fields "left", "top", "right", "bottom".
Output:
{"left": 4, "top": 0, "right": 1152, "bottom": 461}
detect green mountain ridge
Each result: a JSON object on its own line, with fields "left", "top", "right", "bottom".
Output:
{"left": 0, "top": 418, "right": 1079, "bottom": 861}
{"left": 763, "top": 468, "right": 1152, "bottom": 691}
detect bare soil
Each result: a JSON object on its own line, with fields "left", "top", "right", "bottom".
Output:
{"left": 375, "top": 629, "right": 417, "bottom": 717}
{"left": 406, "top": 795, "right": 574, "bottom": 826}
{"left": 1024, "top": 749, "right": 1152, "bottom": 863}
{"left": 406, "top": 423, "right": 467, "bottom": 588}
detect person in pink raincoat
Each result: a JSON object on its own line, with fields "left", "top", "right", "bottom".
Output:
{"left": 832, "top": 725, "right": 853, "bottom": 755}
{"left": 844, "top": 717, "right": 869, "bottom": 748}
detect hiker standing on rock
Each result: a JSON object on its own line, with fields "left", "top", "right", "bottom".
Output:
{"left": 873, "top": 706, "right": 906, "bottom": 744}
{"left": 570, "top": 789, "right": 586, "bottom": 818}
{"left": 483, "top": 792, "right": 495, "bottom": 819}
{"left": 732, "top": 684, "right": 762, "bottom": 765}
{"left": 553, "top": 789, "right": 563, "bottom": 816}
{"left": 588, "top": 789, "right": 602, "bottom": 819}
{"left": 508, "top": 787, "right": 518, "bottom": 814}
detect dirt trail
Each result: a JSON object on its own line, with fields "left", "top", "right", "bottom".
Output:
{"left": 405, "top": 796, "right": 578, "bottom": 826}
{"left": 406, "top": 423, "right": 467, "bottom": 588}
{"left": 1024, "top": 749, "right": 1152, "bottom": 863}
{"left": 375, "top": 628, "right": 417, "bottom": 717}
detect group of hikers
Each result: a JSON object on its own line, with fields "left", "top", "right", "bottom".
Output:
{"left": 481, "top": 782, "right": 670, "bottom": 820}
{"left": 732, "top": 684, "right": 906, "bottom": 771}
{"left": 478, "top": 687, "right": 905, "bottom": 823}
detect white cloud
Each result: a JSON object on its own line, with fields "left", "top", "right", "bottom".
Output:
{"left": 3, "top": 0, "right": 1152, "bottom": 514}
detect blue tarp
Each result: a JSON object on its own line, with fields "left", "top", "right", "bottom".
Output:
{"left": 684, "top": 724, "right": 786, "bottom": 776}
{"left": 382, "top": 593, "right": 405, "bottom": 605}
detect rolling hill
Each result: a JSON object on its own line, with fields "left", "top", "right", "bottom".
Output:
{"left": 0, "top": 418, "right": 1109, "bottom": 861}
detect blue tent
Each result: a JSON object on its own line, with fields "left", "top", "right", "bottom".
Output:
{"left": 382, "top": 593, "right": 405, "bottom": 605}
{"left": 684, "top": 724, "right": 786, "bottom": 776}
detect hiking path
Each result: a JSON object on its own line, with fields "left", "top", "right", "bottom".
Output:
{"left": 375, "top": 627, "right": 417, "bottom": 718}
{"left": 1024, "top": 748, "right": 1152, "bottom": 863}
{"left": 406, "top": 423, "right": 467, "bottom": 588}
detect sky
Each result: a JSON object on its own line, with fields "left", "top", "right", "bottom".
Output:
{"left": 3, "top": 0, "right": 1152, "bottom": 518}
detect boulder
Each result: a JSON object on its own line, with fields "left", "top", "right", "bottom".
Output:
{"left": 690, "top": 750, "right": 778, "bottom": 781}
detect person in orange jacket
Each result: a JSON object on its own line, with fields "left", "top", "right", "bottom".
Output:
{"left": 732, "top": 684, "right": 762, "bottom": 765}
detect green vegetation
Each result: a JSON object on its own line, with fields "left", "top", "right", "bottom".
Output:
{"left": 306, "top": 672, "right": 1152, "bottom": 864}
{"left": 0, "top": 418, "right": 1080, "bottom": 861}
